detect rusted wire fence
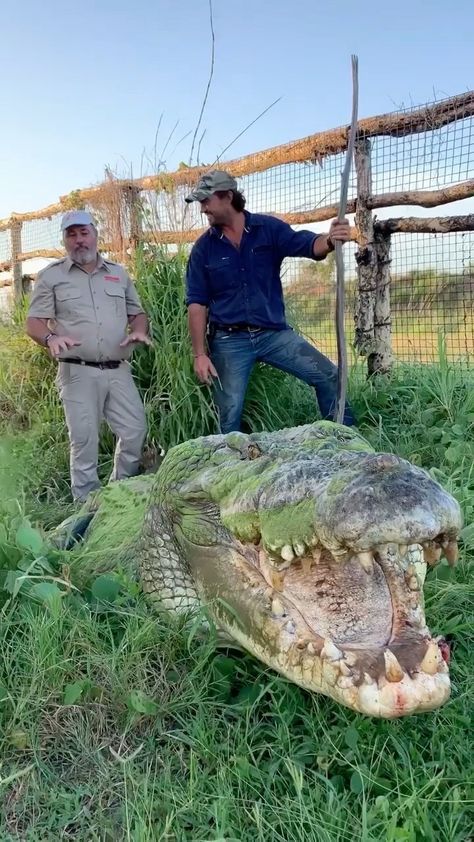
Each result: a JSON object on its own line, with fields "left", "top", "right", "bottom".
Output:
{"left": 1, "top": 90, "right": 473, "bottom": 369}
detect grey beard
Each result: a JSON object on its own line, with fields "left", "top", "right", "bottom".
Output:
{"left": 73, "top": 248, "right": 96, "bottom": 265}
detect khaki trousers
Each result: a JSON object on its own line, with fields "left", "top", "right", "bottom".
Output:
{"left": 57, "top": 361, "right": 146, "bottom": 501}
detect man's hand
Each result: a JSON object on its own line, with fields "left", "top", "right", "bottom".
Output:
{"left": 120, "top": 331, "right": 153, "bottom": 347}
{"left": 194, "top": 353, "right": 218, "bottom": 386}
{"left": 313, "top": 218, "right": 352, "bottom": 259}
{"left": 47, "top": 335, "right": 81, "bottom": 358}
{"left": 328, "top": 217, "right": 351, "bottom": 245}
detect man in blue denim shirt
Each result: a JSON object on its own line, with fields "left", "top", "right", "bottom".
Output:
{"left": 185, "top": 170, "right": 355, "bottom": 433}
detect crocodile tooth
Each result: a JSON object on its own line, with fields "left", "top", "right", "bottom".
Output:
{"left": 406, "top": 563, "right": 416, "bottom": 577}
{"left": 420, "top": 640, "right": 441, "bottom": 675}
{"left": 337, "top": 676, "right": 353, "bottom": 689}
{"left": 284, "top": 620, "right": 296, "bottom": 635}
{"left": 357, "top": 551, "right": 374, "bottom": 574}
{"left": 258, "top": 550, "right": 286, "bottom": 591}
{"left": 377, "top": 543, "right": 389, "bottom": 557}
{"left": 423, "top": 542, "right": 442, "bottom": 566}
{"left": 322, "top": 661, "right": 338, "bottom": 686}
{"left": 271, "top": 569, "right": 286, "bottom": 592}
{"left": 407, "top": 576, "right": 419, "bottom": 591}
{"left": 363, "top": 672, "right": 375, "bottom": 685}
{"left": 321, "top": 639, "right": 343, "bottom": 661}
{"left": 358, "top": 683, "right": 379, "bottom": 712}
{"left": 339, "top": 660, "right": 352, "bottom": 676}
{"left": 301, "top": 556, "right": 313, "bottom": 575}
{"left": 271, "top": 597, "right": 285, "bottom": 617}
{"left": 281, "top": 544, "right": 294, "bottom": 563}
{"left": 399, "top": 544, "right": 408, "bottom": 557}
{"left": 344, "top": 652, "right": 358, "bottom": 667}
{"left": 293, "top": 541, "right": 306, "bottom": 557}
{"left": 384, "top": 650, "right": 404, "bottom": 683}
{"left": 258, "top": 549, "right": 267, "bottom": 566}
{"left": 312, "top": 548, "right": 322, "bottom": 564}
{"left": 307, "top": 642, "right": 317, "bottom": 655}
{"left": 444, "top": 540, "right": 458, "bottom": 566}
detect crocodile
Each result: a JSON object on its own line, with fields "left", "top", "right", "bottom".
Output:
{"left": 61, "top": 421, "right": 462, "bottom": 719}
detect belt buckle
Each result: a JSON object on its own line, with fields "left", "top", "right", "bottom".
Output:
{"left": 98, "top": 362, "right": 105, "bottom": 370}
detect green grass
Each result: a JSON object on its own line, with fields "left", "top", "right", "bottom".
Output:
{"left": 0, "top": 255, "right": 472, "bottom": 840}
{"left": 286, "top": 260, "right": 474, "bottom": 364}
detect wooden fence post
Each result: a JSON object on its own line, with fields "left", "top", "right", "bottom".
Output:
{"left": 354, "top": 139, "right": 395, "bottom": 375}
{"left": 125, "top": 185, "right": 143, "bottom": 258}
{"left": 10, "top": 219, "right": 23, "bottom": 303}
{"left": 112, "top": 185, "right": 144, "bottom": 269}
{"left": 354, "top": 138, "right": 377, "bottom": 368}
{"left": 370, "top": 231, "right": 392, "bottom": 375}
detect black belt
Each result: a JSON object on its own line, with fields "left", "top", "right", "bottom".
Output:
{"left": 61, "top": 358, "right": 122, "bottom": 369}
{"left": 213, "top": 323, "right": 263, "bottom": 333}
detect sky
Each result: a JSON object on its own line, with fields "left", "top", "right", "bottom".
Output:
{"left": 1, "top": 0, "right": 473, "bottom": 219}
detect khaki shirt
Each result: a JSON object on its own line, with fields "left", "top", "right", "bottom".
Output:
{"left": 27, "top": 255, "right": 145, "bottom": 361}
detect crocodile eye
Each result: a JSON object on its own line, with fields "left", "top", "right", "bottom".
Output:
{"left": 247, "top": 445, "right": 262, "bottom": 460}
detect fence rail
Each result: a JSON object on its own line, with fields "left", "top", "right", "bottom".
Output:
{"left": 1, "top": 89, "right": 474, "bottom": 368}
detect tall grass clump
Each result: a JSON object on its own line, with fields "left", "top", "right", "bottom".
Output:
{"left": 0, "top": 306, "right": 72, "bottom": 522}
{"left": 131, "top": 245, "right": 322, "bottom": 450}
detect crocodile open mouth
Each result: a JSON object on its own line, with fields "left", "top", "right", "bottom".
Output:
{"left": 228, "top": 534, "right": 457, "bottom": 718}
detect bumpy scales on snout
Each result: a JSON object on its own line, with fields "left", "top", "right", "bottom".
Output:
{"left": 61, "top": 422, "right": 462, "bottom": 719}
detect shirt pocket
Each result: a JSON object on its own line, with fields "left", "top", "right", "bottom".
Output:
{"left": 104, "top": 284, "right": 127, "bottom": 317}
{"left": 251, "top": 243, "right": 275, "bottom": 284}
{"left": 206, "top": 259, "right": 240, "bottom": 293}
{"left": 54, "top": 287, "right": 82, "bottom": 317}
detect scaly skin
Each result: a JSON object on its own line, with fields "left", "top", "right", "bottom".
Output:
{"left": 61, "top": 421, "right": 463, "bottom": 718}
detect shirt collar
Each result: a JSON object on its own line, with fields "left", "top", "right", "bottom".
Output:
{"left": 209, "top": 210, "right": 262, "bottom": 238}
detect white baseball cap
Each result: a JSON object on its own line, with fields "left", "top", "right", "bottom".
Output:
{"left": 61, "top": 210, "right": 96, "bottom": 231}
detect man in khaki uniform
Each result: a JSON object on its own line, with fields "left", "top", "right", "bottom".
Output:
{"left": 26, "top": 210, "right": 151, "bottom": 502}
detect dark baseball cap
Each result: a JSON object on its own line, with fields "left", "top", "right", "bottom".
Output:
{"left": 185, "top": 170, "right": 238, "bottom": 203}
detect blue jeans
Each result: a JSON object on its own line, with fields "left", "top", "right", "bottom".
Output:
{"left": 209, "top": 327, "right": 355, "bottom": 433}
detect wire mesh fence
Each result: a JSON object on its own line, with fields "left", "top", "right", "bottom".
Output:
{"left": 1, "top": 90, "right": 473, "bottom": 366}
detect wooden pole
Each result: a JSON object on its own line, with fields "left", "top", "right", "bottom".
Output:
{"left": 375, "top": 213, "right": 474, "bottom": 235}
{"left": 369, "top": 231, "right": 392, "bottom": 375}
{"left": 10, "top": 220, "right": 23, "bottom": 303}
{"left": 354, "top": 138, "right": 377, "bottom": 359}
{"left": 125, "top": 185, "right": 143, "bottom": 262}
{"left": 334, "top": 54, "right": 359, "bottom": 424}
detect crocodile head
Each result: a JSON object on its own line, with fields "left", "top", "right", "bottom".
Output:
{"left": 152, "top": 421, "right": 462, "bottom": 718}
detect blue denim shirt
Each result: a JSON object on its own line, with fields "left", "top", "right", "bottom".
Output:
{"left": 185, "top": 211, "right": 319, "bottom": 329}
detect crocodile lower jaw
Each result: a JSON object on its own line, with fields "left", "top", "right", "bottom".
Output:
{"left": 234, "top": 541, "right": 452, "bottom": 717}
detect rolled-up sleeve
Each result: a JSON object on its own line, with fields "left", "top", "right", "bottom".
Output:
{"left": 185, "top": 240, "right": 210, "bottom": 306}
{"left": 27, "top": 273, "right": 56, "bottom": 318}
{"left": 124, "top": 272, "right": 144, "bottom": 316}
{"left": 272, "top": 217, "right": 319, "bottom": 260}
